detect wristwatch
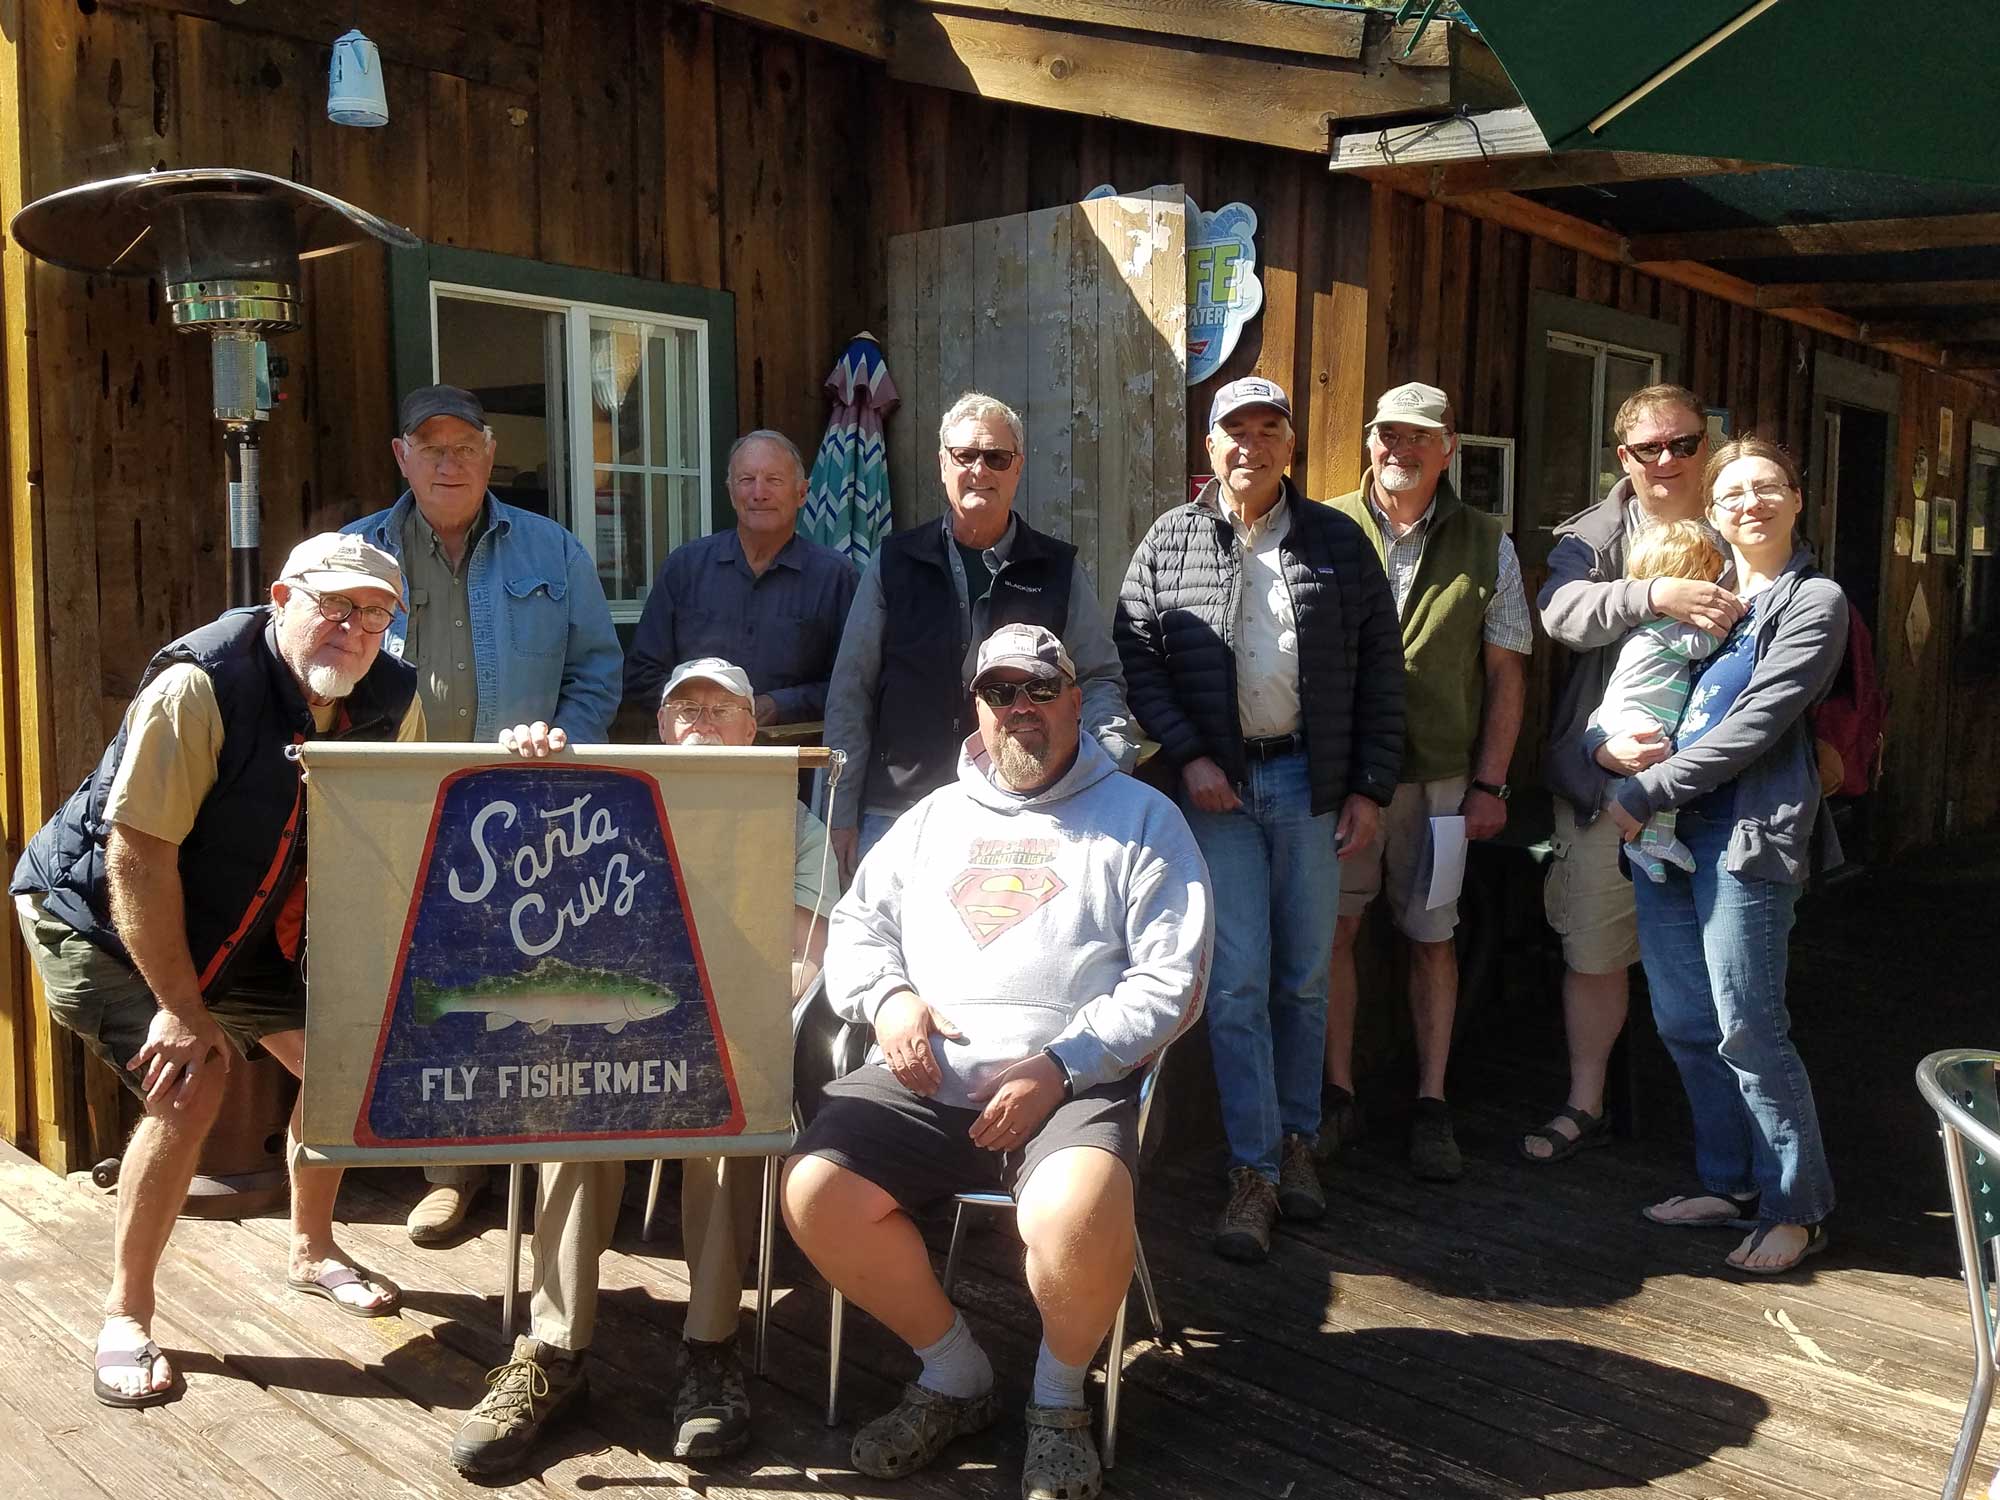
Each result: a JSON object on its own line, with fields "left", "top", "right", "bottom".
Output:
{"left": 1470, "top": 778, "right": 1511, "bottom": 801}
{"left": 1042, "top": 1046, "right": 1075, "bottom": 1100}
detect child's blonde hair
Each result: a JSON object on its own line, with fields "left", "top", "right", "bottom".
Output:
{"left": 1626, "top": 519, "right": 1724, "bottom": 584}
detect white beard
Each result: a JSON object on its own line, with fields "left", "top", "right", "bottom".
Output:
{"left": 1377, "top": 462, "right": 1423, "bottom": 494}
{"left": 305, "top": 662, "right": 362, "bottom": 700}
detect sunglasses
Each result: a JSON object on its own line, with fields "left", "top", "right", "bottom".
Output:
{"left": 1623, "top": 433, "right": 1704, "bottom": 463}
{"left": 947, "top": 446, "right": 1019, "bottom": 472}
{"left": 974, "top": 678, "right": 1064, "bottom": 709}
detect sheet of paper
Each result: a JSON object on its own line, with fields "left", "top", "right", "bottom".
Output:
{"left": 1426, "top": 815, "right": 1468, "bottom": 911}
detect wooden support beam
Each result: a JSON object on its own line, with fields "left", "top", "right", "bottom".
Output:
{"left": 1627, "top": 212, "right": 2000, "bottom": 264}
{"left": 911, "top": 0, "right": 1365, "bottom": 60}
{"left": 891, "top": 10, "right": 1449, "bottom": 156}
{"left": 1331, "top": 105, "right": 1546, "bottom": 173}
{"left": 1755, "top": 277, "right": 2000, "bottom": 311}
{"left": 701, "top": 0, "right": 891, "bottom": 60}
{"left": 1867, "top": 314, "right": 2000, "bottom": 344}
{"left": 1411, "top": 151, "right": 1775, "bottom": 198}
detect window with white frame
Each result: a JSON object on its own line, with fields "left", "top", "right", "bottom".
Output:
{"left": 1535, "top": 331, "right": 1662, "bottom": 531}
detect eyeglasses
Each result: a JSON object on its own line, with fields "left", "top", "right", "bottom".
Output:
{"left": 292, "top": 584, "right": 395, "bottom": 633}
{"left": 946, "top": 446, "right": 1019, "bottom": 472}
{"left": 974, "top": 678, "right": 1064, "bottom": 709}
{"left": 1372, "top": 426, "right": 1442, "bottom": 451}
{"left": 664, "top": 700, "right": 751, "bottom": 725}
{"left": 1712, "top": 481, "right": 1795, "bottom": 512}
{"left": 1623, "top": 433, "right": 1704, "bottom": 464}
{"left": 406, "top": 440, "right": 486, "bottom": 467}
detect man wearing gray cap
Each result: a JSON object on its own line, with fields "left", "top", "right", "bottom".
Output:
{"left": 346, "top": 382, "right": 623, "bottom": 1242}
{"left": 1116, "top": 375, "right": 1404, "bottom": 1264}
{"left": 1324, "top": 381, "right": 1530, "bottom": 1184}
{"left": 784, "top": 622, "right": 1210, "bottom": 1500}
{"left": 11, "top": 534, "right": 424, "bottom": 1408}
{"left": 452, "top": 656, "right": 838, "bottom": 1478}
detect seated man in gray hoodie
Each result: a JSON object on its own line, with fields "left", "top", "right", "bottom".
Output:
{"left": 783, "top": 622, "right": 1212, "bottom": 1500}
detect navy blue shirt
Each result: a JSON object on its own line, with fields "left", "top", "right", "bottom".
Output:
{"left": 623, "top": 529, "right": 859, "bottom": 721}
{"left": 1675, "top": 594, "right": 1762, "bottom": 820}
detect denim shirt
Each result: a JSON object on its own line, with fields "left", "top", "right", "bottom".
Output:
{"left": 343, "top": 493, "right": 622, "bottom": 743}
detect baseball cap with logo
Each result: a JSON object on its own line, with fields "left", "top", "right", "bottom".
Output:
{"left": 1207, "top": 376, "right": 1293, "bottom": 431}
{"left": 659, "top": 657, "right": 755, "bottom": 706}
{"left": 971, "top": 623, "right": 1075, "bottom": 687}
{"left": 280, "top": 533, "right": 405, "bottom": 604}
{"left": 397, "top": 383, "right": 487, "bottom": 436}
{"left": 1368, "top": 381, "right": 1452, "bottom": 431}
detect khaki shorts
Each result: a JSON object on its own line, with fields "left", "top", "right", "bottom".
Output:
{"left": 14, "top": 892, "right": 302, "bottom": 1098}
{"left": 1542, "top": 800, "right": 1640, "bottom": 974}
{"left": 1338, "top": 775, "right": 1468, "bottom": 943}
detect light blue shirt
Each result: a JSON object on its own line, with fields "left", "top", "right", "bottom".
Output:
{"left": 344, "top": 493, "right": 622, "bottom": 743}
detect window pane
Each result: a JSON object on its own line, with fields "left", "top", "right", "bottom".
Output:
{"left": 591, "top": 467, "right": 648, "bottom": 602}
{"left": 648, "top": 332, "right": 675, "bottom": 471}
{"left": 1600, "top": 352, "right": 1657, "bottom": 499}
{"left": 590, "top": 319, "right": 646, "bottom": 466}
{"left": 678, "top": 328, "right": 702, "bottom": 466}
{"left": 434, "top": 294, "right": 564, "bottom": 520}
{"left": 1538, "top": 343, "right": 1597, "bottom": 529}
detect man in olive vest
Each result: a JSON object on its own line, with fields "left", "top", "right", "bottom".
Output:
{"left": 1324, "top": 382, "right": 1530, "bottom": 1182}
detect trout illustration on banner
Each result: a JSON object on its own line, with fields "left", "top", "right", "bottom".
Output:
{"left": 411, "top": 957, "right": 679, "bottom": 1034}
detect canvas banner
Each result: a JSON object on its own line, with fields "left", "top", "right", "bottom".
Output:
{"left": 295, "top": 743, "right": 802, "bottom": 1167}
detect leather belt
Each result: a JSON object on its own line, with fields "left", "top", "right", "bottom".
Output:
{"left": 1242, "top": 732, "right": 1303, "bottom": 762}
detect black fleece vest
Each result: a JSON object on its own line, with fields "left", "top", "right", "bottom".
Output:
{"left": 863, "top": 518, "right": 1074, "bottom": 813}
{"left": 14, "top": 607, "right": 417, "bottom": 994}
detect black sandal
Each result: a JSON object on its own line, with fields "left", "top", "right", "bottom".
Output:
{"left": 1518, "top": 1105, "right": 1610, "bottom": 1164}
{"left": 1641, "top": 1189, "right": 1760, "bottom": 1228}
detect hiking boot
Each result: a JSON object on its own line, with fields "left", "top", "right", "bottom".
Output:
{"left": 1313, "top": 1083, "right": 1362, "bottom": 1163}
{"left": 449, "top": 1336, "right": 587, "bottom": 1477}
{"left": 1213, "top": 1166, "right": 1279, "bottom": 1263}
{"left": 1409, "top": 1097, "right": 1464, "bottom": 1183}
{"left": 1021, "top": 1402, "right": 1102, "bottom": 1500}
{"left": 851, "top": 1381, "right": 1001, "bottom": 1478}
{"left": 672, "top": 1337, "right": 751, "bottom": 1459}
{"left": 1277, "top": 1133, "right": 1326, "bottom": 1221}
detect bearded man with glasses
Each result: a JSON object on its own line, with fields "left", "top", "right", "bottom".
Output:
{"left": 823, "top": 391, "right": 1137, "bottom": 882}
{"left": 11, "top": 534, "right": 424, "bottom": 1409}
{"left": 345, "top": 383, "right": 623, "bottom": 1244}
{"left": 1522, "top": 382, "right": 1744, "bottom": 1169}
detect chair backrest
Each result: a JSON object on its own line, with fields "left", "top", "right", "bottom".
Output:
{"left": 1917, "top": 1050, "right": 2000, "bottom": 1247}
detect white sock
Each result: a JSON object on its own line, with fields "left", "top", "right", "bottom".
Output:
{"left": 913, "top": 1311, "right": 992, "bottom": 1399}
{"left": 1032, "top": 1338, "right": 1089, "bottom": 1409}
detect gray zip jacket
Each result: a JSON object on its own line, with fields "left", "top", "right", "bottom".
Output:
{"left": 825, "top": 730, "right": 1212, "bottom": 1108}
{"left": 1612, "top": 550, "right": 1848, "bottom": 884}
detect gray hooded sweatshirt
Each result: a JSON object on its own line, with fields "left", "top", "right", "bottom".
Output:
{"left": 825, "top": 730, "right": 1213, "bottom": 1110}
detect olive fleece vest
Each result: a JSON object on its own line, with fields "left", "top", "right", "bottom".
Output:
{"left": 1330, "top": 479, "right": 1501, "bottom": 783}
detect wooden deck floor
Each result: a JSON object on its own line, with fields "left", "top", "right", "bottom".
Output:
{"left": 0, "top": 1067, "right": 1981, "bottom": 1500}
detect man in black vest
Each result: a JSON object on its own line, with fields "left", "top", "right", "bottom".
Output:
{"left": 823, "top": 391, "right": 1137, "bottom": 878}
{"left": 11, "top": 534, "right": 423, "bottom": 1409}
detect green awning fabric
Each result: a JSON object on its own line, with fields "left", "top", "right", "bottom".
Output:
{"left": 1454, "top": 1, "right": 2000, "bottom": 187}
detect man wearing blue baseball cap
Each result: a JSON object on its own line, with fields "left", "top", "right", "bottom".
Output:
{"left": 1114, "top": 375, "right": 1405, "bottom": 1263}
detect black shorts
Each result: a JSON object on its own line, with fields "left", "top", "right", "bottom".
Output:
{"left": 794, "top": 1063, "right": 1141, "bottom": 1211}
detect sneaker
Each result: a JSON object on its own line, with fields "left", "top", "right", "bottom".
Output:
{"left": 1277, "top": 1133, "right": 1326, "bottom": 1221}
{"left": 1408, "top": 1097, "right": 1464, "bottom": 1183}
{"left": 407, "top": 1179, "right": 483, "bottom": 1246}
{"left": 1213, "top": 1166, "right": 1279, "bottom": 1263}
{"left": 672, "top": 1337, "right": 751, "bottom": 1459}
{"left": 1021, "top": 1402, "right": 1102, "bottom": 1500}
{"left": 450, "top": 1336, "right": 587, "bottom": 1477}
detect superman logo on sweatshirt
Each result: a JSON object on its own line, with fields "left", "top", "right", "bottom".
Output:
{"left": 949, "top": 864, "right": 1068, "bottom": 948}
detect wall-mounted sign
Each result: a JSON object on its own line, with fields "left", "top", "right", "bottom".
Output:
{"left": 1086, "top": 186, "right": 1263, "bottom": 386}
{"left": 1913, "top": 446, "right": 1931, "bottom": 501}
{"left": 1940, "top": 408, "right": 1955, "bottom": 477}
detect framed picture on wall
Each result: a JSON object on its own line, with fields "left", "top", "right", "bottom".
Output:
{"left": 1914, "top": 499, "right": 1931, "bottom": 563}
{"left": 1450, "top": 434, "right": 1516, "bottom": 526}
{"left": 1933, "top": 496, "right": 1959, "bottom": 556}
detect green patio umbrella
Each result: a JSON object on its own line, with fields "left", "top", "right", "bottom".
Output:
{"left": 1455, "top": 0, "right": 2000, "bottom": 187}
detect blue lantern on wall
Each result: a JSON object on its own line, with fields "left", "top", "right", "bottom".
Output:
{"left": 328, "top": 30, "right": 388, "bottom": 128}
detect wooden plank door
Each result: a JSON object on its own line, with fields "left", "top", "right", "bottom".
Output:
{"left": 884, "top": 186, "right": 1188, "bottom": 611}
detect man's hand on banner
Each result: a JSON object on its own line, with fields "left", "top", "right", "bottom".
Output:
{"left": 875, "top": 986, "right": 964, "bottom": 1096}
{"left": 499, "top": 721, "right": 569, "bottom": 758}
{"left": 130, "top": 1005, "right": 233, "bottom": 1108}
{"left": 967, "top": 1053, "right": 1065, "bottom": 1152}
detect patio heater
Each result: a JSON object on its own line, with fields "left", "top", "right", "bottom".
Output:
{"left": 9, "top": 168, "right": 419, "bottom": 606}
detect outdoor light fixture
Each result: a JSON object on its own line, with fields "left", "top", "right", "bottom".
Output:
{"left": 9, "top": 168, "right": 418, "bottom": 605}
{"left": 327, "top": 29, "right": 389, "bottom": 128}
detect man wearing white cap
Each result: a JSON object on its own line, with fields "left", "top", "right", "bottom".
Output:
{"left": 11, "top": 534, "right": 424, "bottom": 1409}
{"left": 453, "top": 657, "right": 838, "bottom": 1478}
{"left": 1324, "top": 381, "right": 1530, "bottom": 1184}
{"left": 1116, "top": 375, "right": 1404, "bottom": 1264}
{"left": 784, "top": 622, "right": 1210, "bottom": 1500}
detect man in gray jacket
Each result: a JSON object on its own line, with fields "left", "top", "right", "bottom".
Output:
{"left": 1522, "top": 383, "right": 1743, "bottom": 1164}
{"left": 784, "top": 623, "right": 1210, "bottom": 1500}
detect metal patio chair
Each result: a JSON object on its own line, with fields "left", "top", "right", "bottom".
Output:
{"left": 819, "top": 1012, "right": 1171, "bottom": 1471}
{"left": 1915, "top": 1049, "right": 2000, "bottom": 1500}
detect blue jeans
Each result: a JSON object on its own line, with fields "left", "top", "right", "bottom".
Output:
{"left": 1632, "top": 810, "right": 1834, "bottom": 1225}
{"left": 1182, "top": 750, "right": 1341, "bottom": 1182}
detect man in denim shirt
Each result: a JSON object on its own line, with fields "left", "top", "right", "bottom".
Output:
{"left": 344, "top": 383, "right": 621, "bottom": 1241}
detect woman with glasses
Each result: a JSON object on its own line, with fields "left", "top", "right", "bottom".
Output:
{"left": 1599, "top": 435, "right": 1848, "bottom": 1275}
